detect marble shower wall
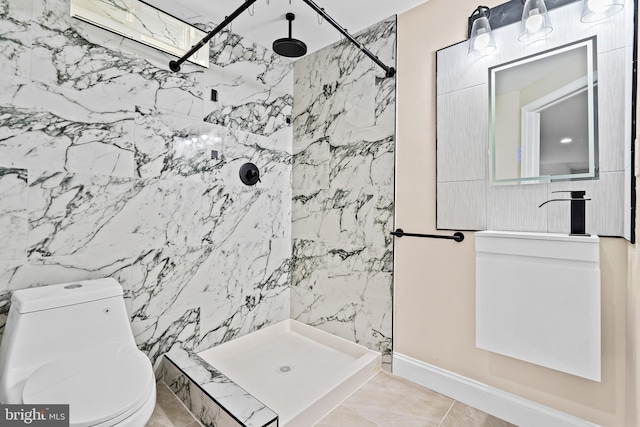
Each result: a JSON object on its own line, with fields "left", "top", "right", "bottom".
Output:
{"left": 0, "top": 0, "right": 293, "bottom": 364}
{"left": 291, "top": 17, "right": 397, "bottom": 367}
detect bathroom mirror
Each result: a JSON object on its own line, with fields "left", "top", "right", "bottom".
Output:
{"left": 489, "top": 37, "right": 598, "bottom": 183}
{"left": 435, "top": 0, "right": 635, "bottom": 241}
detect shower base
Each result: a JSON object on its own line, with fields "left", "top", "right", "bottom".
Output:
{"left": 198, "top": 319, "right": 381, "bottom": 427}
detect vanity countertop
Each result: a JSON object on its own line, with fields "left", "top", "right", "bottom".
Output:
{"left": 475, "top": 230, "right": 599, "bottom": 263}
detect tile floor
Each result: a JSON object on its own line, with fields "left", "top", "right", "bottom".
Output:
{"left": 148, "top": 372, "right": 517, "bottom": 427}
{"left": 145, "top": 382, "right": 203, "bottom": 427}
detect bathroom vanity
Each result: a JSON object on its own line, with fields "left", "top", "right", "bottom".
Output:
{"left": 475, "top": 230, "right": 601, "bottom": 381}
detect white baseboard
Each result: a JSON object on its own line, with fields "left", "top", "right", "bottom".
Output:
{"left": 392, "top": 352, "right": 600, "bottom": 427}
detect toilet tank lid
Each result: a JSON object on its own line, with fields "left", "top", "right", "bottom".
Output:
{"left": 12, "top": 278, "right": 123, "bottom": 314}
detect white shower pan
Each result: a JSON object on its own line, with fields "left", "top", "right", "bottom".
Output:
{"left": 198, "top": 319, "right": 381, "bottom": 427}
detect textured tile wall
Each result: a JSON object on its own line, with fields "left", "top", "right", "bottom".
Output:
{"left": 0, "top": 0, "right": 293, "bottom": 363}
{"left": 291, "top": 17, "right": 396, "bottom": 368}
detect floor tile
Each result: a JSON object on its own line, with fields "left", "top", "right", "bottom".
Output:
{"left": 343, "top": 372, "right": 455, "bottom": 427}
{"left": 439, "top": 402, "right": 517, "bottom": 427}
{"left": 156, "top": 382, "right": 199, "bottom": 427}
{"left": 146, "top": 382, "right": 200, "bottom": 427}
{"left": 316, "top": 406, "right": 380, "bottom": 427}
{"left": 145, "top": 403, "right": 175, "bottom": 427}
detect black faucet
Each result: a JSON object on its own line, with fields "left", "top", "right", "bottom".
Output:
{"left": 539, "top": 191, "right": 591, "bottom": 236}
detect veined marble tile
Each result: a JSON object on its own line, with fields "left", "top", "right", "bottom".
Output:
{"left": 370, "top": 190, "right": 394, "bottom": 259}
{"left": 329, "top": 135, "right": 394, "bottom": 189}
{"left": 0, "top": 0, "right": 32, "bottom": 78}
{"left": 125, "top": 245, "right": 215, "bottom": 321}
{"left": 325, "top": 243, "right": 392, "bottom": 278}
{"left": 291, "top": 238, "right": 328, "bottom": 294}
{"left": 132, "top": 307, "right": 200, "bottom": 365}
{"left": 0, "top": 250, "right": 133, "bottom": 293}
{"left": 165, "top": 348, "right": 278, "bottom": 427}
{"left": 125, "top": 238, "right": 290, "bottom": 337}
{"left": 293, "top": 74, "right": 373, "bottom": 151}
{"left": 293, "top": 17, "right": 395, "bottom": 97}
{"left": 292, "top": 16, "right": 395, "bottom": 366}
{"left": 293, "top": 187, "right": 390, "bottom": 248}
{"left": 292, "top": 137, "right": 331, "bottom": 189}
{"left": 218, "top": 127, "right": 292, "bottom": 190}
{"left": 189, "top": 381, "right": 243, "bottom": 427}
{"left": 0, "top": 290, "right": 10, "bottom": 337}
{"left": 0, "top": 251, "right": 135, "bottom": 333}
{"left": 197, "top": 238, "right": 291, "bottom": 350}
{"left": 257, "top": 51, "right": 294, "bottom": 92}
{"left": 0, "top": 76, "right": 135, "bottom": 177}
{"left": 27, "top": 171, "right": 197, "bottom": 257}
{"left": 375, "top": 73, "right": 396, "bottom": 126}
{"left": 292, "top": 190, "right": 332, "bottom": 241}
{"left": 353, "top": 16, "right": 397, "bottom": 66}
{"left": 209, "top": 28, "right": 293, "bottom": 93}
{"left": 204, "top": 68, "right": 293, "bottom": 138}
{"left": 187, "top": 184, "right": 290, "bottom": 247}
{"left": 0, "top": 168, "right": 28, "bottom": 261}
{"left": 134, "top": 107, "right": 223, "bottom": 182}
{"left": 291, "top": 271, "right": 392, "bottom": 359}
{"left": 30, "top": 0, "right": 203, "bottom": 117}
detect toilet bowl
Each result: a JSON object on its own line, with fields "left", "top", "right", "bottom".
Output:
{"left": 0, "top": 278, "right": 156, "bottom": 427}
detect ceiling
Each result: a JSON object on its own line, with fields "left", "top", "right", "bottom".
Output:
{"left": 168, "top": 0, "right": 429, "bottom": 56}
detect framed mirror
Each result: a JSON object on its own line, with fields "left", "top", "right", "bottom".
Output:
{"left": 435, "top": 0, "right": 635, "bottom": 241}
{"left": 489, "top": 37, "right": 598, "bottom": 184}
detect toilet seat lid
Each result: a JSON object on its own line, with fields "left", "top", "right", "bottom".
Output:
{"left": 22, "top": 345, "right": 154, "bottom": 427}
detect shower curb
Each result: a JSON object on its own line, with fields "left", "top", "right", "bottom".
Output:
{"left": 163, "top": 348, "right": 278, "bottom": 427}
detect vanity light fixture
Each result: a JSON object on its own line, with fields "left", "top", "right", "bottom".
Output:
{"left": 580, "top": 0, "right": 624, "bottom": 22}
{"left": 468, "top": 6, "right": 497, "bottom": 56}
{"left": 519, "top": 0, "right": 553, "bottom": 41}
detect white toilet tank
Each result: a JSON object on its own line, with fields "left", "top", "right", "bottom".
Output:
{"left": 0, "top": 278, "right": 138, "bottom": 403}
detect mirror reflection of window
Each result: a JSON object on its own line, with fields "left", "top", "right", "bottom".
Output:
{"left": 489, "top": 37, "right": 597, "bottom": 184}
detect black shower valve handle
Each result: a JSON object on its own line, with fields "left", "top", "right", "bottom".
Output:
{"left": 247, "top": 169, "right": 261, "bottom": 183}
{"left": 239, "top": 162, "right": 261, "bottom": 186}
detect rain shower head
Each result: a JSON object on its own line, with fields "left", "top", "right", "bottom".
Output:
{"left": 170, "top": 0, "right": 395, "bottom": 78}
{"left": 273, "top": 13, "right": 307, "bottom": 58}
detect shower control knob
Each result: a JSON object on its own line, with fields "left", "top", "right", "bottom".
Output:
{"left": 239, "top": 162, "right": 261, "bottom": 186}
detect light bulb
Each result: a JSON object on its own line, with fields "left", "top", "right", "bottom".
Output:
{"left": 526, "top": 9, "right": 544, "bottom": 34}
{"left": 474, "top": 31, "right": 491, "bottom": 50}
{"left": 587, "top": 0, "right": 611, "bottom": 13}
{"left": 560, "top": 137, "right": 573, "bottom": 144}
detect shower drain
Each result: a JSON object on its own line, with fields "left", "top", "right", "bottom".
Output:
{"left": 276, "top": 365, "right": 293, "bottom": 374}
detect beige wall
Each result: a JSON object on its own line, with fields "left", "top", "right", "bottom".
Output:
{"left": 627, "top": 118, "right": 640, "bottom": 425}
{"left": 395, "top": 1, "right": 636, "bottom": 425}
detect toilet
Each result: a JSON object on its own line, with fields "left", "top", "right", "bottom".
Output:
{"left": 0, "top": 278, "right": 156, "bottom": 427}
